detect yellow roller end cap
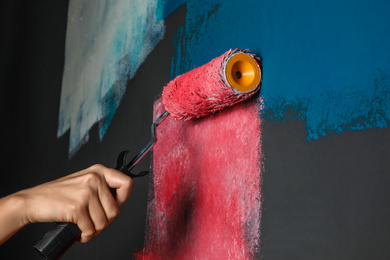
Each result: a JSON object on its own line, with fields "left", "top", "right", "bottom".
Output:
{"left": 226, "top": 53, "right": 261, "bottom": 93}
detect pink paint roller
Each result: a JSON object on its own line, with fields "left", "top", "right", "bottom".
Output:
{"left": 34, "top": 49, "right": 261, "bottom": 259}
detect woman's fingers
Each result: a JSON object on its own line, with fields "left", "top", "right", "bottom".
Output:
{"left": 76, "top": 207, "right": 96, "bottom": 243}
{"left": 98, "top": 165, "right": 133, "bottom": 206}
{"left": 75, "top": 165, "right": 132, "bottom": 241}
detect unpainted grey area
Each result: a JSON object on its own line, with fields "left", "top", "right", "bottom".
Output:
{"left": 261, "top": 117, "right": 390, "bottom": 260}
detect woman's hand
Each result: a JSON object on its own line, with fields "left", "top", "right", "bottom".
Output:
{"left": 0, "top": 164, "right": 133, "bottom": 244}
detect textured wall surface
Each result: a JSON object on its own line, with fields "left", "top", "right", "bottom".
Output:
{"left": 1, "top": 0, "right": 390, "bottom": 259}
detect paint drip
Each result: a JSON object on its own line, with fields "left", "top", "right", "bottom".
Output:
{"left": 135, "top": 98, "right": 263, "bottom": 259}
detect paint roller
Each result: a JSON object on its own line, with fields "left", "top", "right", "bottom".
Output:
{"left": 33, "top": 49, "right": 262, "bottom": 260}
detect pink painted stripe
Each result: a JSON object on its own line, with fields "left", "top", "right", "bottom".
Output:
{"left": 136, "top": 98, "right": 263, "bottom": 259}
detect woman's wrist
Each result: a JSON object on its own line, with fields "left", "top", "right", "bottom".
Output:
{"left": 0, "top": 193, "right": 29, "bottom": 245}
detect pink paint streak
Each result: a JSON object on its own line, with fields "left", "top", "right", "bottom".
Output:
{"left": 135, "top": 98, "right": 263, "bottom": 259}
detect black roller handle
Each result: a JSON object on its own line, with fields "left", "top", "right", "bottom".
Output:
{"left": 33, "top": 112, "right": 169, "bottom": 259}
{"left": 33, "top": 222, "right": 81, "bottom": 260}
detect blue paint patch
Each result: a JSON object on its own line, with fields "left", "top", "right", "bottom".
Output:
{"left": 157, "top": 0, "right": 186, "bottom": 20}
{"left": 167, "top": 0, "right": 390, "bottom": 140}
{"left": 265, "top": 70, "right": 390, "bottom": 140}
{"left": 59, "top": 0, "right": 166, "bottom": 156}
{"left": 99, "top": 54, "right": 129, "bottom": 140}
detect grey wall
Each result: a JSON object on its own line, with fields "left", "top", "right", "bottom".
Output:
{"left": 1, "top": 1, "right": 390, "bottom": 260}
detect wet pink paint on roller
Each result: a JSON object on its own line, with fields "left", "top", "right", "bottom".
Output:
{"left": 135, "top": 98, "right": 263, "bottom": 259}
{"left": 162, "top": 49, "right": 260, "bottom": 120}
